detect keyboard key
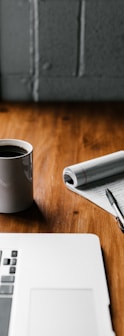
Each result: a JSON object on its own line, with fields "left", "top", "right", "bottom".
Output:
{"left": 11, "top": 251, "right": 18, "bottom": 257}
{"left": 9, "top": 267, "right": 16, "bottom": 274}
{"left": 1, "top": 276, "right": 15, "bottom": 283}
{"left": 10, "top": 258, "right": 17, "bottom": 266}
{"left": 0, "top": 251, "right": 2, "bottom": 264}
{"left": 3, "top": 259, "right": 10, "bottom": 265}
{"left": 0, "top": 285, "right": 14, "bottom": 295}
{"left": 0, "top": 297, "right": 12, "bottom": 336}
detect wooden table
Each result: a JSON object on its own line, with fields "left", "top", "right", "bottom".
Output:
{"left": 0, "top": 101, "right": 124, "bottom": 336}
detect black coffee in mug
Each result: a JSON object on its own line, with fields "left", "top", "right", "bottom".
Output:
{"left": 0, "top": 139, "right": 33, "bottom": 213}
{"left": 0, "top": 145, "right": 28, "bottom": 158}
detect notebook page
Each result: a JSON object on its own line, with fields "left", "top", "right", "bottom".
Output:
{"left": 66, "top": 172, "right": 124, "bottom": 216}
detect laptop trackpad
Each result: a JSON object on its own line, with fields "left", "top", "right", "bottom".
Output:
{"left": 28, "top": 289, "right": 99, "bottom": 336}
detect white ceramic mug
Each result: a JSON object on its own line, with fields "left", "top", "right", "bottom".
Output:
{"left": 0, "top": 139, "right": 33, "bottom": 213}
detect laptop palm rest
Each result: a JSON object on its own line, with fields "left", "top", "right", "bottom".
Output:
{"left": 28, "top": 288, "right": 99, "bottom": 336}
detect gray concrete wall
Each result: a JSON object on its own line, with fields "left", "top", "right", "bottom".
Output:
{"left": 0, "top": 0, "right": 124, "bottom": 101}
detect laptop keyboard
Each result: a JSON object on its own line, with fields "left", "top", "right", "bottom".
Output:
{"left": 0, "top": 249, "right": 18, "bottom": 336}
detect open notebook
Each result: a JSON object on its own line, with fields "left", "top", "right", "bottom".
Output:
{"left": 0, "top": 233, "right": 115, "bottom": 336}
{"left": 63, "top": 150, "right": 124, "bottom": 216}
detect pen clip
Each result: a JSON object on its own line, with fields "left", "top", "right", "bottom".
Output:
{"left": 116, "top": 217, "right": 124, "bottom": 232}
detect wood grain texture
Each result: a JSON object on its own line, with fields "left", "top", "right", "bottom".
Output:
{"left": 0, "top": 102, "right": 124, "bottom": 335}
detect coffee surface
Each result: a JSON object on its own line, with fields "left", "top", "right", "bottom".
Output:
{"left": 0, "top": 145, "right": 27, "bottom": 157}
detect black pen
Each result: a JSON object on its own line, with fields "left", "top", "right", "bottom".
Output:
{"left": 106, "top": 188, "right": 124, "bottom": 230}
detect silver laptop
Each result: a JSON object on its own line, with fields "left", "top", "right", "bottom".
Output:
{"left": 0, "top": 233, "right": 115, "bottom": 336}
